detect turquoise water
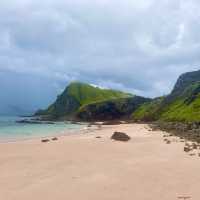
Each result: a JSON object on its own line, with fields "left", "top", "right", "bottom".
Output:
{"left": 0, "top": 116, "right": 87, "bottom": 141}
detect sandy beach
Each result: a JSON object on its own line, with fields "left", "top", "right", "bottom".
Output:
{"left": 0, "top": 123, "right": 200, "bottom": 200}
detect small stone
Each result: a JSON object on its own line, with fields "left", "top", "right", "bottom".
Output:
{"left": 166, "top": 140, "right": 171, "bottom": 144}
{"left": 163, "top": 135, "right": 168, "bottom": 137}
{"left": 192, "top": 143, "right": 197, "bottom": 149}
{"left": 184, "top": 146, "right": 191, "bottom": 152}
{"left": 41, "top": 139, "right": 50, "bottom": 143}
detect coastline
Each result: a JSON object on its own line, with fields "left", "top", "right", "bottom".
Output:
{"left": 0, "top": 124, "right": 98, "bottom": 144}
{"left": 0, "top": 117, "right": 90, "bottom": 143}
{"left": 1, "top": 123, "right": 200, "bottom": 200}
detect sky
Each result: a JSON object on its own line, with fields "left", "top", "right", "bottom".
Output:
{"left": 1, "top": 0, "right": 200, "bottom": 115}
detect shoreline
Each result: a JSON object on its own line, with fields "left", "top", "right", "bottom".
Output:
{"left": 0, "top": 123, "right": 115, "bottom": 144}
{"left": 0, "top": 125, "right": 98, "bottom": 144}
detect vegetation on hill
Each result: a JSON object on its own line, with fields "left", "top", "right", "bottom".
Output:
{"left": 132, "top": 70, "right": 200, "bottom": 123}
{"left": 35, "top": 82, "right": 133, "bottom": 120}
{"left": 132, "top": 97, "right": 164, "bottom": 121}
{"left": 65, "top": 82, "right": 132, "bottom": 105}
{"left": 160, "top": 82, "right": 200, "bottom": 122}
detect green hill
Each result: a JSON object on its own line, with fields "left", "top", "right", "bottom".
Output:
{"left": 35, "top": 82, "right": 133, "bottom": 120}
{"left": 132, "top": 70, "right": 200, "bottom": 123}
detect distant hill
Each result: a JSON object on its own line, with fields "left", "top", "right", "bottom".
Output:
{"left": 132, "top": 70, "right": 200, "bottom": 122}
{"left": 35, "top": 82, "right": 135, "bottom": 120}
{"left": 0, "top": 104, "right": 34, "bottom": 116}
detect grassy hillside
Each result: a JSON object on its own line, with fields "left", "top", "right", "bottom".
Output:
{"left": 66, "top": 82, "right": 132, "bottom": 105}
{"left": 35, "top": 82, "right": 133, "bottom": 120}
{"left": 160, "top": 82, "right": 200, "bottom": 122}
{"left": 132, "top": 70, "right": 200, "bottom": 123}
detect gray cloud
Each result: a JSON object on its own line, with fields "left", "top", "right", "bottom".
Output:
{"left": 0, "top": 0, "right": 200, "bottom": 114}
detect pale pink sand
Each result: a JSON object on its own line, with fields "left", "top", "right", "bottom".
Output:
{"left": 0, "top": 123, "right": 200, "bottom": 200}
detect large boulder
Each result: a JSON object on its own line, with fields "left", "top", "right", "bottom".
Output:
{"left": 111, "top": 132, "right": 131, "bottom": 142}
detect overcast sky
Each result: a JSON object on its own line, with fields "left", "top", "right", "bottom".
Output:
{"left": 1, "top": 0, "right": 200, "bottom": 115}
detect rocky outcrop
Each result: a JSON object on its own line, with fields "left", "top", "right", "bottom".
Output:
{"left": 76, "top": 96, "right": 151, "bottom": 121}
{"left": 171, "top": 70, "right": 200, "bottom": 98}
{"left": 151, "top": 122, "right": 200, "bottom": 143}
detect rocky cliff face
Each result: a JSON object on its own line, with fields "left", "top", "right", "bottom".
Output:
{"left": 170, "top": 70, "right": 200, "bottom": 99}
{"left": 76, "top": 96, "right": 151, "bottom": 121}
{"left": 45, "top": 95, "right": 81, "bottom": 119}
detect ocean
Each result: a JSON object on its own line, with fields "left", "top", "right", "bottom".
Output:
{"left": 0, "top": 116, "right": 87, "bottom": 142}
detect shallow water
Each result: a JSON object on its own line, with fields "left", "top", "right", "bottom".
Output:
{"left": 0, "top": 116, "right": 87, "bottom": 141}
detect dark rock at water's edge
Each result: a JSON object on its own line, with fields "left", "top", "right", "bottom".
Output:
{"left": 111, "top": 132, "right": 131, "bottom": 142}
{"left": 151, "top": 121, "right": 200, "bottom": 143}
{"left": 69, "top": 120, "right": 83, "bottom": 125}
{"left": 102, "top": 121, "right": 124, "bottom": 125}
{"left": 19, "top": 115, "right": 34, "bottom": 118}
{"left": 16, "top": 119, "right": 55, "bottom": 125}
